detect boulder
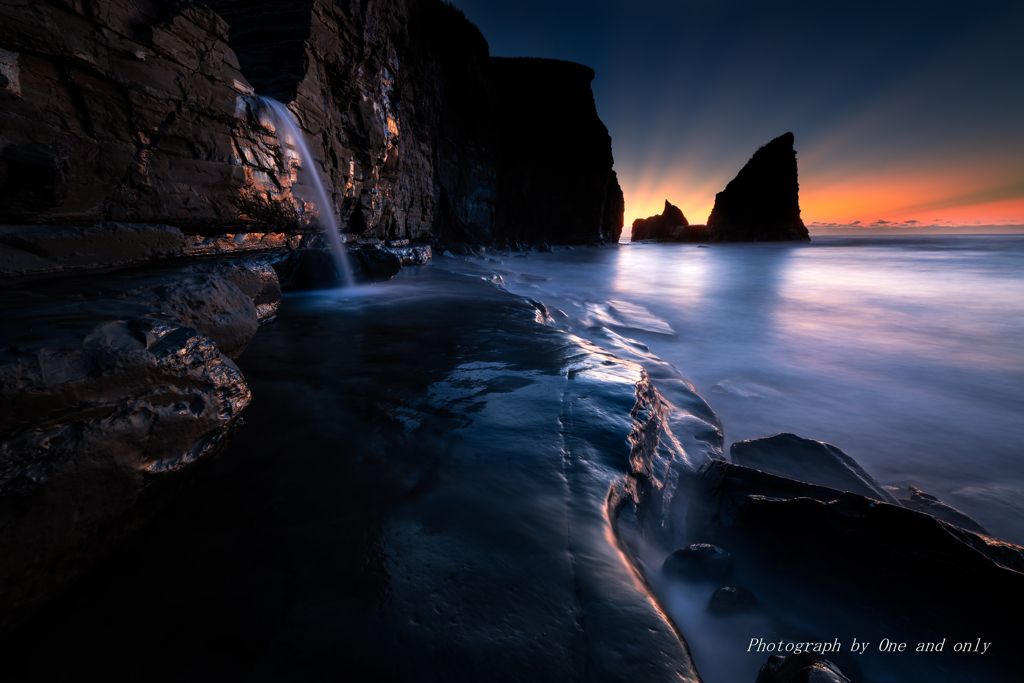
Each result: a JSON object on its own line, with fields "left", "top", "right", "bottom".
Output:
{"left": 184, "top": 257, "right": 282, "bottom": 326}
{"left": 706, "top": 133, "right": 810, "bottom": 242}
{"left": 730, "top": 432, "right": 899, "bottom": 504}
{"left": 0, "top": 286, "right": 251, "bottom": 632}
{"left": 755, "top": 653, "right": 851, "bottom": 683}
{"left": 899, "top": 485, "right": 989, "bottom": 534}
{"left": 707, "top": 586, "right": 758, "bottom": 615}
{"left": 662, "top": 543, "right": 732, "bottom": 580}
{"left": 685, "top": 460, "right": 1024, "bottom": 681}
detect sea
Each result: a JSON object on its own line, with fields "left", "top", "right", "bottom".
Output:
{"left": 466, "top": 235, "right": 1024, "bottom": 544}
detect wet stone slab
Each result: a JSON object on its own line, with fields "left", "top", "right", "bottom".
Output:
{"left": 1, "top": 267, "right": 701, "bottom": 682}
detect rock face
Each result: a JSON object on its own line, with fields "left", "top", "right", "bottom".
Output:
{"left": 0, "top": 0, "right": 300, "bottom": 232}
{"left": 490, "top": 58, "right": 624, "bottom": 244}
{"left": 685, "top": 460, "right": 1024, "bottom": 681}
{"left": 730, "top": 432, "right": 899, "bottom": 504}
{"left": 706, "top": 133, "right": 810, "bottom": 242}
{"left": 0, "top": 0, "right": 622, "bottom": 249}
{"left": 630, "top": 200, "right": 693, "bottom": 241}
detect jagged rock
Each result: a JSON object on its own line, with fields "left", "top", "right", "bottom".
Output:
{"left": 112, "top": 273, "right": 259, "bottom": 359}
{"left": 630, "top": 200, "right": 689, "bottom": 241}
{"left": 0, "top": 282, "right": 252, "bottom": 633}
{"left": 755, "top": 653, "right": 851, "bottom": 683}
{"left": 707, "top": 586, "right": 758, "bottom": 614}
{"left": 685, "top": 460, "right": 1024, "bottom": 681}
{"left": 900, "top": 485, "right": 989, "bottom": 534}
{"left": 730, "top": 432, "right": 899, "bottom": 504}
{"left": 706, "top": 133, "right": 810, "bottom": 242}
{"left": 662, "top": 543, "right": 733, "bottom": 580}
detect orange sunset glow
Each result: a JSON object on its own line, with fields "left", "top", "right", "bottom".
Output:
{"left": 621, "top": 163, "right": 1024, "bottom": 231}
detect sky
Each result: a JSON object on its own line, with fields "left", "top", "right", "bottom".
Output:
{"left": 449, "top": 0, "right": 1024, "bottom": 232}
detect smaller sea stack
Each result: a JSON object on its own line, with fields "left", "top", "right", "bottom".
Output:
{"left": 631, "top": 200, "right": 708, "bottom": 241}
{"left": 706, "top": 132, "right": 810, "bottom": 242}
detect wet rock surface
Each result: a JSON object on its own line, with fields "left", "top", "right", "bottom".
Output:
{"left": 729, "top": 432, "right": 899, "bottom": 504}
{"left": 0, "top": 282, "right": 253, "bottom": 632}
{"left": 685, "top": 459, "right": 1024, "bottom": 681}
{"left": 706, "top": 133, "right": 810, "bottom": 242}
{"left": 755, "top": 653, "right": 852, "bottom": 683}
{"left": 0, "top": 257, "right": 288, "bottom": 631}
{"left": 0, "top": 268, "right": 700, "bottom": 681}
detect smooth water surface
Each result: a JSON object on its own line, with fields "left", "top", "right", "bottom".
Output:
{"left": 447, "top": 235, "right": 1024, "bottom": 544}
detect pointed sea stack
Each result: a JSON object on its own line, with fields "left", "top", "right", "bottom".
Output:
{"left": 631, "top": 200, "right": 687, "bottom": 241}
{"left": 706, "top": 133, "right": 810, "bottom": 242}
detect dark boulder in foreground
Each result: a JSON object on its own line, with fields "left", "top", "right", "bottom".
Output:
{"left": 755, "top": 653, "right": 851, "bottom": 683}
{"left": 685, "top": 460, "right": 1024, "bottom": 681}
{"left": 706, "top": 133, "right": 810, "bottom": 242}
{"left": 899, "top": 485, "right": 990, "bottom": 535}
{"left": 707, "top": 586, "right": 758, "bottom": 615}
{"left": 631, "top": 200, "right": 690, "bottom": 241}
{"left": 662, "top": 543, "right": 733, "bottom": 580}
{"left": 730, "top": 432, "right": 899, "bottom": 504}
{"left": 0, "top": 267, "right": 264, "bottom": 632}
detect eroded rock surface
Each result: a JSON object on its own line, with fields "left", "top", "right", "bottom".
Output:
{"left": 0, "top": 257, "right": 288, "bottom": 631}
{"left": 685, "top": 460, "right": 1024, "bottom": 681}
{"left": 730, "top": 432, "right": 899, "bottom": 504}
{"left": 0, "top": 294, "right": 251, "bottom": 632}
{"left": 706, "top": 133, "right": 810, "bottom": 242}
{"left": 0, "top": 267, "right": 702, "bottom": 681}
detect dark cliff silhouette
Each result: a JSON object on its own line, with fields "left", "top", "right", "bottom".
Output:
{"left": 706, "top": 132, "right": 810, "bottom": 242}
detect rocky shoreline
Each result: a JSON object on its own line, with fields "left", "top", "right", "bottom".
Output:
{"left": 2, "top": 1, "right": 1022, "bottom": 681}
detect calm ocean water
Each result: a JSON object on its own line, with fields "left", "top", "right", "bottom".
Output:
{"left": 455, "top": 235, "right": 1024, "bottom": 544}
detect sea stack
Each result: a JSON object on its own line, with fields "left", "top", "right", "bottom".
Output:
{"left": 706, "top": 132, "right": 810, "bottom": 242}
{"left": 630, "top": 200, "right": 688, "bottom": 241}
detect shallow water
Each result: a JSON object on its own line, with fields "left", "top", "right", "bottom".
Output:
{"left": 450, "top": 236, "right": 1024, "bottom": 545}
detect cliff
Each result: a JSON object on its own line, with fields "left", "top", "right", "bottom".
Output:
{"left": 0, "top": 0, "right": 624, "bottom": 629}
{"left": 0, "top": 0, "right": 622, "bottom": 246}
{"left": 706, "top": 132, "right": 809, "bottom": 242}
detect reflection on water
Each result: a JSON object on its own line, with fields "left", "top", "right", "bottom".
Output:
{"left": 444, "top": 236, "right": 1024, "bottom": 544}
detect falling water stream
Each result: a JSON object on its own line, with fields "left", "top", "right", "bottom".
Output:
{"left": 260, "top": 97, "right": 356, "bottom": 288}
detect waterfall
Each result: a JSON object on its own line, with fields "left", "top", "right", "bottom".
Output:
{"left": 260, "top": 97, "right": 356, "bottom": 288}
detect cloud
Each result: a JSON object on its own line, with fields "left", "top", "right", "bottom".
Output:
{"left": 873, "top": 219, "right": 891, "bottom": 224}
{"left": 904, "top": 219, "right": 919, "bottom": 224}
{"left": 850, "top": 220, "right": 861, "bottom": 225}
